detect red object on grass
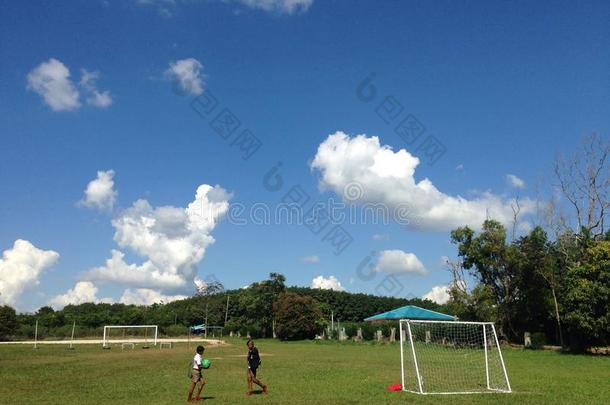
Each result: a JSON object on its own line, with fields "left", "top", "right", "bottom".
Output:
{"left": 386, "top": 383, "right": 402, "bottom": 392}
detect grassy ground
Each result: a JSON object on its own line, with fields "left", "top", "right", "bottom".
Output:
{"left": 0, "top": 338, "right": 608, "bottom": 404}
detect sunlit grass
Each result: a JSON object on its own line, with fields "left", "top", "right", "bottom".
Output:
{"left": 0, "top": 338, "right": 608, "bottom": 404}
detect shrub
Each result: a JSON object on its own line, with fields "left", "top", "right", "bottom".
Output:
{"left": 343, "top": 322, "right": 359, "bottom": 338}
{"left": 163, "top": 324, "right": 189, "bottom": 337}
{"left": 530, "top": 332, "right": 547, "bottom": 350}
{"left": 360, "top": 322, "right": 377, "bottom": 340}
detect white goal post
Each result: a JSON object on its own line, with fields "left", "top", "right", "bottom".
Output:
{"left": 102, "top": 325, "right": 158, "bottom": 348}
{"left": 399, "top": 320, "right": 511, "bottom": 395}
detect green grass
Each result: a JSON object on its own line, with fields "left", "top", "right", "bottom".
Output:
{"left": 0, "top": 339, "right": 608, "bottom": 404}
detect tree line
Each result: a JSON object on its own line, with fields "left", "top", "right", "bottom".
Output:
{"left": 0, "top": 273, "right": 441, "bottom": 342}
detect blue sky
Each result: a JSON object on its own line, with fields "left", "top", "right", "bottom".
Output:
{"left": 1, "top": 0, "right": 609, "bottom": 311}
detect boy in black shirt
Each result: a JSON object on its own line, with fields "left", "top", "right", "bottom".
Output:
{"left": 246, "top": 340, "right": 268, "bottom": 395}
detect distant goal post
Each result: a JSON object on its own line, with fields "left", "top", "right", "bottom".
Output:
{"left": 399, "top": 319, "right": 511, "bottom": 395}
{"left": 102, "top": 325, "right": 158, "bottom": 348}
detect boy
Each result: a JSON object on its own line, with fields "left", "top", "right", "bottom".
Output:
{"left": 188, "top": 345, "right": 206, "bottom": 402}
{"left": 246, "top": 339, "right": 268, "bottom": 395}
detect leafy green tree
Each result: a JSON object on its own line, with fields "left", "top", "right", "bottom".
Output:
{"left": 451, "top": 220, "right": 522, "bottom": 339}
{"left": 0, "top": 305, "right": 18, "bottom": 341}
{"left": 563, "top": 241, "right": 610, "bottom": 352}
{"left": 513, "top": 227, "right": 556, "bottom": 340}
{"left": 274, "top": 293, "right": 323, "bottom": 340}
{"left": 446, "top": 284, "right": 497, "bottom": 323}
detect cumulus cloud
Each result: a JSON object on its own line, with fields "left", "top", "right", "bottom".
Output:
{"left": 374, "top": 250, "right": 426, "bottom": 274}
{"left": 311, "top": 275, "right": 344, "bottom": 291}
{"left": 311, "top": 132, "right": 535, "bottom": 231}
{"left": 235, "top": 0, "right": 313, "bottom": 14}
{"left": 119, "top": 288, "right": 187, "bottom": 305}
{"left": 79, "top": 69, "right": 113, "bottom": 108}
{"left": 301, "top": 255, "right": 320, "bottom": 263}
{"left": 48, "top": 281, "right": 100, "bottom": 309}
{"left": 0, "top": 240, "right": 59, "bottom": 307}
{"left": 423, "top": 285, "right": 450, "bottom": 305}
{"left": 84, "top": 184, "right": 230, "bottom": 299}
{"left": 27, "top": 59, "right": 112, "bottom": 111}
{"left": 165, "top": 58, "right": 205, "bottom": 95}
{"left": 506, "top": 174, "right": 525, "bottom": 189}
{"left": 80, "top": 170, "right": 118, "bottom": 212}
{"left": 27, "top": 58, "right": 80, "bottom": 111}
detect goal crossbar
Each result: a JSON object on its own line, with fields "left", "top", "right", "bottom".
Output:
{"left": 102, "top": 325, "right": 158, "bottom": 348}
{"left": 399, "top": 319, "right": 511, "bottom": 395}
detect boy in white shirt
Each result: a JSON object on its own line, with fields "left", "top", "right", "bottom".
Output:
{"left": 188, "top": 345, "right": 206, "bottom": 402}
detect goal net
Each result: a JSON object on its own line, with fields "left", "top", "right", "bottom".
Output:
{"left": 102, "top": 325, "right": 158, "bottom": 348}
{"left": 400, "top": 320, "right": 511, "bottom": 394}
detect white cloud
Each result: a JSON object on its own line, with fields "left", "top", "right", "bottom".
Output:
{"left": 27, "top": 59, "right": 113, "bottom": 111}
{"left": 119, "top": 288, "right": 187, "bottom": 306}
{"left": 79, "top": 69, "right": 113, "bottom": 108}
{"left": 48, "top": 281, "right": 100, "bottom": 309}
{"left": 374, "top": 250, "right": 426, "bottom": 275}
{"left": 84, "top": 184, "right": 230, "bottom": 294}
{"left": 138, "top": 0, "right": 312, "bottom": 15}
{"left": 165, "top": 58, "right": 204, "bottom": 95}
{"left": 423, "top": 285, "right": 450, "bottom": 304}
{"left": 311, "top": 132, "right": 535, "bottom": 231}
{"left": 0, "top": 240, "right": 59, "bottom": 307}
{"left": 235, "top": 0, "right": 313, "bottom": 14}
{"left": 455, "top": 164, "right": 464, "bottom": 171}
{"left": 372, "top": 233, "right": 389, "bottom": 241}
{"left": 80, "top": 170, "right": 118, "bottom": 212}
{"left": 311, "top": 275, "right": 344, "bottom": 291}
{"left": 506, "top": 174, "right": 525, "bottom": 189}
{"left": 301, "top": 255, "right": 320, "bottom": 263}
{"left": 27, "top": 58, "right": 80, "bottom": 111}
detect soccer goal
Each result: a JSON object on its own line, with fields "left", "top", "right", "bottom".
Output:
{"left": 102, "top": 325, "right": 158, "bottom": 348}
{"left": 399, "top": 320, "right": 511, "bottom": 395}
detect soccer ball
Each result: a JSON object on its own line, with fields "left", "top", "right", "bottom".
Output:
{"left": 202, "top": 359, "right": 211, "bottom": 369}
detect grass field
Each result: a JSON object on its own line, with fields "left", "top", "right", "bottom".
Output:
{"left": 0, "top": 339, "right": 608, "bottom": 404}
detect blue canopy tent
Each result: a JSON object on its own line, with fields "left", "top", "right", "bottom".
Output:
{"left": 364, "top": 305, "right": 456, "bottom": 322}
{"left": 190, "top": 324, "right": 206, "bottom": 333}
{"left": 190, "top": 324, "right": 224, "bottom": 335}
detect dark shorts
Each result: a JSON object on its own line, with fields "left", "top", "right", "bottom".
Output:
{"left": 248, "top": 366, "right": 258, "bottom": 377}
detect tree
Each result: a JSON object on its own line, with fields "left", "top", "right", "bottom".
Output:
{"left": 562, "top": 240, "right": 610, "bottom": 352}
{"left": 274, "top": 293, "right": 324, "bottom": 340}
{"left": 513, "top": 227, "right": 556, "bottom": 342}
{"left": 0, "top": 305, "right": 18, "bottom": 341}
{"left": 196, "top": 279, "right": 225, "bottom": 296}
{"left": 451, "top": 220, "right": 521, "bottom": 338}
{"left": 554, "top": 134, "right": 610, "bottom": 238}
{"left": 446, "top": 284, "right": 497, "bottom": 323}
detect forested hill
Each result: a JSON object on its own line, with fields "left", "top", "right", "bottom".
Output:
{"left": 286, "top": 287, "right": 445, "bottom": 321}
{"left": 2, "top": 274, "right": 447, "bottom": 340}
